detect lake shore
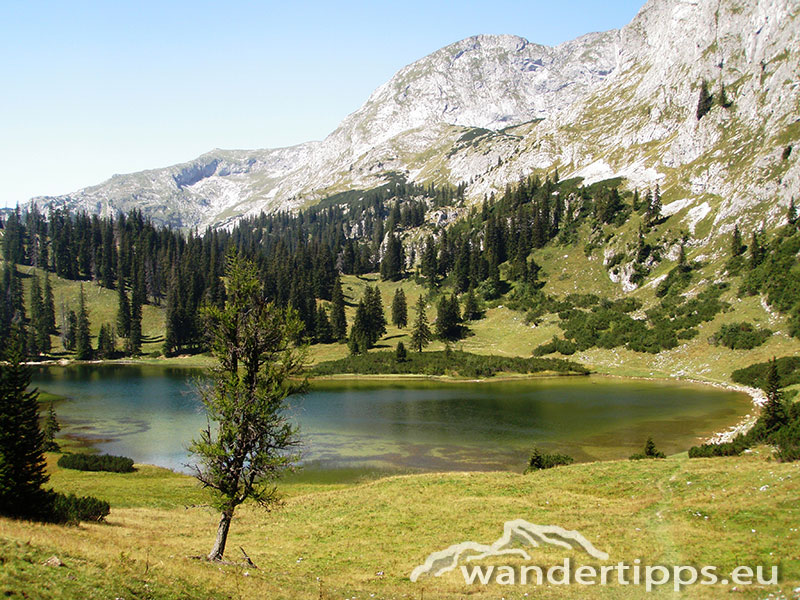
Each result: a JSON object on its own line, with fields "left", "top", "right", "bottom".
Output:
{"left": 33, "top": 358, "right": 763, "bottom": 470}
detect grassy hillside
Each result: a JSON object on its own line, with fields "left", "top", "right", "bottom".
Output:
{"left": 1, "top": 450, "right": 798, "bottom": 599}
{"left": 8, "top": 254, "right": 798, "bottom": 392}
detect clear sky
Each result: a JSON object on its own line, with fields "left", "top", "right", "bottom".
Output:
{"left": 0, "top": 0, "right": 644, "bottom": 207}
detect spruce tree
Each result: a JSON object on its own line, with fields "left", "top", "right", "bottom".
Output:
{"left": 731, "top": 224, "right": 744, "bottom": 257}
{"left": 645, "top": 185, "right": 662, "bottom": 226}
{"left": 762, "top": 357, "right": 788, "bottom": 434}
{"left": 348, "top": 300, "right": 370, "bottom": 354}
{"left": 696, "top": 80, "right": 713, "bottom": 120}
{"left": 462, "top": 289, "right": 481, "bottom": 321}
{"left": 436, "top": 295, "right": 462, "bottom": 341}
{"left": 380, "top": 234, "right": 404, "bottom": 281}
{"left": 163, "top": 268, "right": 180, "bottom": 356}
{"left": 116, "top": 276, "right": 131, "bottom": 339}
{"left": 127, "top": 293, "right": 142, "bottom": 356}
{"left": 330, "top": 276, "right": 347, "bottom": 342}
{"left": 749, "top": 230, "right": 764, "bottom": 269}
{"left": 96, "top": 323, "right": 115, "bottom": 358}
{"left": 75, "top": 284, "right": 93, "bottom": 360}
{"left": 636, "top": 225, "right": 649, "bottom": 263}
{"left": 410, "top": 296, "right": 432, "bottom": 353}
{"left": 42, "top": 402, "right": 60, "bottom": 452}
{"left": 42, "top": 272, "right": 56, "bottom": 334}
{"left": 0, "top": 331, "right": 51, "bottom": 518}
{"left": 315, "top": 305, "right": 333, "bottom": 343}
{"left": 62, "top": 309, "right": 78, "bottom": 351}
{"left": 788, "top": 198, "right": 798, "bottom": 225}
{"left": 391, "top": 288, "right": 408, "bottom": 329}
{"left": 28, "top": 273, "right": 46, "bottom": 355}
{"left": 363, "top": 286, "right": 387, "bottom": 346}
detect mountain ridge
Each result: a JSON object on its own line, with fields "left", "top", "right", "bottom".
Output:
{"left": 30, "top": 0, "right": 799, "bottom": 235}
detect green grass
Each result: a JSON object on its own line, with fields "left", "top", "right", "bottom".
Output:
{"left": 8, "top": 244, "right": 798, "bottom": 390}
{"left": 1, "top": 449, "right": 797, "bottom": 599}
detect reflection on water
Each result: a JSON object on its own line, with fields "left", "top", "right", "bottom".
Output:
{"left": 32, "top": 366, "right": 751, "bottom": 474}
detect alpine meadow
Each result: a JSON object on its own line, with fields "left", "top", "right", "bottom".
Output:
{"left": 1, "top": 0, "right": 799, "bottom": 598}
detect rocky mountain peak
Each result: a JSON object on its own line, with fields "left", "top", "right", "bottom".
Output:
{"left": 29, "top": 0, "right": 798, "bottom": 235}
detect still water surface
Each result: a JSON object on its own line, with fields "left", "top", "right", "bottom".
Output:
{"left": 32, "top": 365, "right": 751, "bottom": 474}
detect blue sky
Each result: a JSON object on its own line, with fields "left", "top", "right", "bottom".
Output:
{"left": 0, "top": 0, "right": 643, "bottom": 207}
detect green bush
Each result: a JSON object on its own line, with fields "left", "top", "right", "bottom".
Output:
{"left": 312, "top": 350, "right": 589, "bottom": 378}
{"left": 709, "top": 322, "right": 772, "bottom": 349}
{"left": 57, "top": 453, "right": 135, "bottom": 473}
{"left": 655, "top": 265, "right": 692, "bottom": 298}
{"left": 50, "top": 492, "right": 110, "bottom": 524}
{"left": 629, "top": 437, "right": 666, "bottom": 460}
{"left": 532, "top": 337, "right": 577, "bottom": 356}
{"left": 524, "top": 447, "right": 574, "bottom": 472}
{"left": 688, "top": 440, "right": 747, "bottom": 457}
{"left": 731, "top": 356, "right": 800, "bottom": 390}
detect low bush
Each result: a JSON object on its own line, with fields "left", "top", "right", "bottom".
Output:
{"left": 312, "top": 350, "right": 590, "bottom": 378}
{"left": 50, "top": 492, "right": 110, "bottom": 524}
{"left": 731, "top": 356, "right": 800, "bottom": 390}
{"left": 709, "top": 322, "right": 772, "bottom": 350}
{"left": 524, "top": 447, "right": 574, "bottom": 472}
{"left": 532, "top": 337, "right": 577, "bottom": 356}
{"left": 57, "top": 453, "right": 135, "bottom": 473}
{"left": 688, "top": 440, "right": 747, "bottom": 457}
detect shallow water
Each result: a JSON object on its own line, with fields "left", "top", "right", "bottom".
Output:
{"left": 32, "top": 365, "right": 751, "bottom": 474}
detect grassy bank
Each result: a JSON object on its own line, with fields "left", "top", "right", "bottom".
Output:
{"left": 11, "top": 264, "right": 798, "bottom": 388}
{"left": 1, "top": 450, "right": 798, "bottom": 599}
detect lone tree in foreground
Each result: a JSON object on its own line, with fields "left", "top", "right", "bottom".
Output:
{"left": 0, "top": 328, "right": 51, "bottom": 519}
{"left": 189, "top": 253, "right": 307, "bottom": 562}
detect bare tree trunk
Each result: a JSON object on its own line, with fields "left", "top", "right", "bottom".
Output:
{"left": 207, "top": 509, "right": 233, "bottom": 561}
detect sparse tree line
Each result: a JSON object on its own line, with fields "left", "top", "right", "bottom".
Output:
{"left": 1, "top": 174, "right": 797, "bottom": 365}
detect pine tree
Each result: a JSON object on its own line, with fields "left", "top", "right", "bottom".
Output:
{"left": 435, "top": 295, "right": 462, "bottom": 341}
{"left": 42, "top": 272, "right": 56, "bottom": 334}
{"left": 75, "top": 284, "right": 93, "bottom": 360}
{"left": 749, "top": 230, "right": 764, "bottom": 270}
{"left": 363, "top": 286, "right": 387, "bottom": 346}
{"left": 677, "top": 242, "right": 689, "bottom": 271}
{"left": 96, "top": 323, "right": 115, "bottom": 358}
{"left": 42, "top": 402, "right": 60, "bottom": 452}
{"left": 420, "top": 236, "right": 438, "bottom": 288}
{"left": 380, "top": 233, "right": 404, "bottom": 281}
{"left": 187, "top": 252, "right": 305, "bottom": 562}
{"left": 788, "top": 198, "right": 798, "bottom": 225}
{"left": 645, "top": 185, "right": 662, "bottom": 226}
{"left": 731, "top": 224, "right": 744, "bottom": 256}
{"left": 329, "top": 276, "right": 347, "bottom": 342}
{"left": 462, "top": 289, "right": 481, "bottom": 321}
{"left": 28, "top": 273, "right": 47, "bottom": 355}
{"left": 0, "top": 331, "right": 51, "bottom": 518}
{"left": 347, "top": 299, "right": 370, "bottom": 355}
{"left": 127, "top": 292, "right": 142, "bottom": 356}
{"left": 116, "top": 276, "right": 131, "bottom": 339}
{"left": 314, "top": 305, "right": 333, "bottom": 343}
{"left": 395, "top": 341, "right": 407, "bottom": 362}
{"left": 410, "top": 296, "right": 432, "bottom": 353}
{"left": 636, "top": 225, "right": 649, "bottom": 263}
{"left": 61, "top": 308, "right": 78, "bottom": 351}
{"left": 762, "top": 357, "right": 788, "bottom": 434}
{"left": 696, "top": 80, "right": 713, "bottom": 120}
{"left": 164, "top": 268, "right": 181, "bottom": 356}
{"left": 718, "top": 83, "right": 732, "bottom": 108}
{"left": 391, "top": 288, "right": 408, "bottom": 329}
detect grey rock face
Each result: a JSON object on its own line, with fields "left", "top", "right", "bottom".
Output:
{"left": 30, "top": 0, "right": 799, "bottom": 235}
